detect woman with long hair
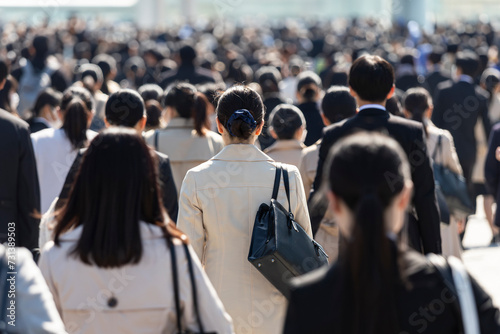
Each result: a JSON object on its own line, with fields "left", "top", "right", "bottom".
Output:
{"left": 39, "top": 128, "right": 233, "bottom": 333}
{"left": 31, "top": 86, "right": 97, "bottom": 213}
{"left": 178, "top": 85, "right": 311, "bottom": 334}
{"left": 284, "top": 132, "right": 500, "bottom": 334}
{"left": 145, "top": 82, "right": 224, "bottom": 193}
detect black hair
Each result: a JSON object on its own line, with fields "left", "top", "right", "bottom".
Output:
{"left": 145, "top": 100, "right": 163, "bottom": 130}
{"left": 255, "top": 66, "right": 282, "bottom": 94}
{"left": 321, "top": 86, "right": 357, "bottom": 124}
{"left": 296, "top": 71, "right": 322, "bottom": 102}
{"left": 216, "top": 85, "right": 264, "bottom": 140}
{"left": 77, "top": 64, "right": 103, "bottom": 94}
{"left": 60, "top": 87, "right": 94, "bottom": 150}
{"left": 480, "top": 68, "right": 500, "bottom": 104}
{"left": 325, "top": 132, "right": 410, "bottom": 334}
{"left": 197, "top": 82, "right": 226, "bottom": 107}
{"left": 0, "top": 59, "right": 8, "bottom": 82}
{"left": 138, "top": 84, "right": 163, "bottom": 103}
{"left": 32, "top": 88, "right": 62, "bottom": 117}
{"left": 0, "top": 78, "right": 14, "bottom": 114}
{"left": 105, "top": 89, "right": 145, "bottom": 128}
{"left": 53, "top": 128, "right": 186, "bottom": 267}
{"left": 400, "top": 54, "right": 415, "bottom": 66}
{"left": 428, "top": 46, "right": 445, "bottom": 65}
{"left": 455, "top": 51, "right": 480, "bottom": 77}
{"left": 163, "top": 83, "right": 208, "bottom": 136}
{"left": 349, "top": 55, "right": 395, "bottom": 103}
{"left": 179, "top": 45, "right": 197, "bottom": 64}
{"left": 269, "top": 104, "right": 306, "bottom": 140}
{"left": 92, "top": 54, "right": 117, "bottom": 95}
{"left": 403, "top": 87, "right": 432, "bottom": 136}
{"left": 31, "top": 35, "right": 49, "bottom": 72}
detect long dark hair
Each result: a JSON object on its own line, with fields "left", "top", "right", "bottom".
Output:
{"left": 60, "top": 86, "right": 94, "bottom": 150}
{"left": 403, "top": 87, "right": 431, "bottom": 136}
{"left": 325, "top": 132, "right": 410, "bottom": 334}
{"left": 163, "top": 83, "right": 209, "bottom": 136}
{"left": 53, "top": 128, "right": 186, "bottom": 268}
{"left": 216, "top": 85, "right": 264, "bottom": 140}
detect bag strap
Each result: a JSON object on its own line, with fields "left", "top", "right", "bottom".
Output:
{"left": 154, "top": 130, "right": 159, "bottom": 151}
{"left": 183, "top": 244, "right": 205, "bottom": 334}
{"left": 271, "top": 164, "right": 282, "bottom": 200}
{"left": 432, "top": 134, "right": 442, "bottom": 162}
{"left": 169, "top": 240, "right": 183, "bottom": 333}
{"left": 427, "top": 254, "right": 465, "bottom": 333}
{"left": 448, "top": 256, "right": 481, "bottom": 334}
{"left": 282, "top": 167, "right": 292, "bottom": 213}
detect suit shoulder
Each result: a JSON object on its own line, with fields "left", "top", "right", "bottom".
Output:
{"left": 0, "top": 109, "right": 29, "bottom": 131}
{"left": 436, "top": 79, "right": 453, "bottom": 91}
{"left": 388, "top": 114, "right": 424, "bottom": 132}
{"left": 475, "top": 86, "right": 490, "bottom": 100}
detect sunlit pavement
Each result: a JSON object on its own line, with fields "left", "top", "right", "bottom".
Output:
{"left": 462, "top": 196, "right": 500, "bottom": 307}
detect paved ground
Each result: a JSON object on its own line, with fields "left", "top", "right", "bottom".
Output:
{"left": 462, "top": 196, "right": 500, "bottom": 307}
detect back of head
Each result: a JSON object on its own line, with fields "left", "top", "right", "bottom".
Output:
{"left": 92, "top": 54, "right": 116, "bottom": 79}
{"left": 403, "top": 87, "right": 431, "bottom": 125}
{"left": 321, "top": 86, "right": 357, "bottom": 124}
{"left": 428, "top": 46, "right": 445, "bottom": 65}
{"left": 145, "top": 100, "right": 163, "bottom": 129}
{"left": 105, "top": 89, "right": 145, "bottom": 128}
{"left": 326, "top": 132, "right": 410, "bottom": 333}
{"left": 33, "top": 88, "right": 62, "bottom": 116}
{"left": 138, "top": 84, "right": 163, "bottom": 103}
{"left": 400, "top": 54, "right": 415, "bottom": 66}
{"left": 269, "top": 104, "right": 306, "bottom": 140}
{"left": 256, "top": 66, "right": 282, "bottom": 94}
{"left": 0, "top": 58, "right": 8, "bottom": 83}
{"left": 296, "top": 71, "right": 322, "bottom": 102}
{"left": 61, "top": 86, "right": 94, "bottom": 150}
{"left": 216, "top": 85, "right": 264, "bottom": 140}
{"left": 77, "top": 64, "right": 104, "bottom": 93}
{"left": 481, "top": 68, "right": 500, "bottom": 94}
{"left": 455, "top": 50, "right": 480, "bottom": 77}
{"left": 54, "top": 127, "right": 166, "bottom": 268}
{"left": 163, "top": 83, "right": 208, "bottom": 136}
{"left": 179, "top": 45, "right": 197, "bottom": 64}
{"left": 32, "top": 35, "right": 49, "bottom": 59}
{"left": 348, "top": 55, "right": 395, "bottom": 103}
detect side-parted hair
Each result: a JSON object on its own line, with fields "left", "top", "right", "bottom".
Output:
{"left": 53, "top": 128, "right": 186, "bottom": 268}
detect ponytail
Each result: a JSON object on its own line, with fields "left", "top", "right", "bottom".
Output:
{"left": 62, "top": 98, "right": 90, "bottom": 150}
{"left": 192, "top": 92, "right": 209, "bottom": 136}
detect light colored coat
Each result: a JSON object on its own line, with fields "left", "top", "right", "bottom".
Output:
{"left": 263, "top": 139, "right": 305, "bottom": 169}
{"left": 426, "top": 122, "right": 463, "bottom": 175}
{"left": 39, "top": 222, "right": 234, "bottom": 334}
{"left": 145, "top": 118, "right": 224, "bottom": 194}
{"left": 177, "top": 144, "right": 312, "bottom": 334}
{"left": 31, "top": 128, "right": 97, "bottom": 213}
{"left": 298, "top": 141, "right": 320, "bottom": 199}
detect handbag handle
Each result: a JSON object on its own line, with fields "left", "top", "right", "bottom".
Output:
{"left": 154, "top": 130, "right": 159, "bottom": 151}
{"left": 169, "top": 240, "right": 206, "bottom": 334}
{"left": 432, "top": 134, "right": 443, "bottom": 163}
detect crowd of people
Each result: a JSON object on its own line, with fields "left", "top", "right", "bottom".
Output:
{"left": 1, "top": 14, "right": 500, "bottom": 333}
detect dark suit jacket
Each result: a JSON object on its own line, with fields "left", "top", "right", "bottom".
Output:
{"left": 284, "top": 249, "right": 500, "bottom": 334}
{"left": 310, "top": 108, "right": 441, "bottom": 254}
{"left": 159, "top": 64, "right": 216, "bottom": 89}
{"left": 297, "top": 102, "right": 325, "bottom": 147}
{"left": 58, "top": 149, "right": 179, "bottom": 222}
{"left": 432, "top": 80, "right": 491, "bottom": 182}
{"left": 27, "top": 118, "right": 49, "bottom": 133}
{"left": 0, "top": 109, "right": 40, "bottom": 249}
{"left": 485, "top": 123, "right": 500, "bottom": 227}
{"left": 424, "top": 71, "right": 449, "bottom": 102}
{"left": 395, "top": 74, "right": 421, "bottom": 92}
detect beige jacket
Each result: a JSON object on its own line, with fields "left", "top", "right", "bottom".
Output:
{"left": 426, "top": 122, "right": 463, "bottom": 176}
{"left": 145, "top": 118, "right": 224, "bottom": 194}
{"left": 263, "top": 139, "right": 305, "bottom": 169}
{"left": 39, "top": 222, "right": 234, "bottom": 334}
{"left": 298, "top": 141, "right": 320, "bottom": 199}
{"left": 177, "top": 144, "right": 312, "bottom": 334}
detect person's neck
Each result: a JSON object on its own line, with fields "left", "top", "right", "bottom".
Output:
{"left": 357, "top": 99, "right": 386, "bottom": 108}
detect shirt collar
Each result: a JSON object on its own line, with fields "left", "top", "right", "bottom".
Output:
{"left": 359, "top": 104, "right": 387, "bottom": 112}
{"left": 458, "top": 74, "right": 474, "bottom": 84}
{"left": 211, "top": 144, "right": 274, "bottom": 162}
{"left": 33, "top": 117, "right": 51, "bottom": 127}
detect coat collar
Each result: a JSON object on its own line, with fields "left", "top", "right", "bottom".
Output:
{"left": 264, "top": 139, "right": 305, "bottom": 153}
{"left": 59, "top": 222, "right": 166, "bottom": 241}
{"left": 356, "top": 107, "right": 390, "bottom": 119}
{"left": 211, "top": 144, "right": 274, "bottom": 162}
{"left": 166, "top": 117, "right": 194, "bottom": 129}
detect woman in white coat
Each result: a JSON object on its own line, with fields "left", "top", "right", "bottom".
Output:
{"left": 39, "top": 128, "right": 233, "bottom": 334}
{"left": 31, "top": 87, "right": 97, "bottom": 213}
{"left": 178, "top": 86, "right": 312, "bottom": 334}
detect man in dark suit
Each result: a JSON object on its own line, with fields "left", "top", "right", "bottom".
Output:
{"left": 310, "top": 55, "right": 441, "bottom": 254}
{"left": 0, "top": 59, "right": 40, "bottom": 250}
{"left": 58, "top": 89, "right": 179, "bottom": 222}
{"left": 424, "top": 47, "right": 450, "bottom": 101}
{"left": 485, "top": 123, "right": 500, "bottom": 236}
{"left": 159, "top": 45, "right": 217, "bottom": 89}
{"left": 432, "top": 51, "right": 491, "bottom": 197}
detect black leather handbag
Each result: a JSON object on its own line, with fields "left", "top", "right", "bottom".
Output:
{"left": 248, "top": 164, "right": 329, "bottom": 299}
